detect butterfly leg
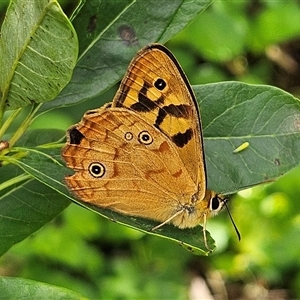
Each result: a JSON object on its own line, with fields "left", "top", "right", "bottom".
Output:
{"left": 202, "top": 213, "right": 214, "bottom": 252}
{"left": 150, "top": 210, "right": 184, "bottom": 231}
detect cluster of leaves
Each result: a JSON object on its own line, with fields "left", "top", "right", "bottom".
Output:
{"left": 0, "top": 0, "right": 300, "bottom": 299}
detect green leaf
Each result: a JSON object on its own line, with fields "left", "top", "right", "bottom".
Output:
{"left": 7, "top": 81, "right": 300, "bottom": 255}
{"left": 9, "top": 147, "right": 215, "bottom": 256}
{"left": 0, "top": 164, "right": 27, "bottom": 198}
{"left": 42, "top": 0, "right": 211, "bottom": 111}
{"left": 0, "top": 129, "right": 70, "bottom": 256}
{"left": 196, "top": 82, "right": 300, "bottom": 194}
{"left": 17, "top": 128, "right": 65, "bottom": 148}
{"left": 0, "top": 177, "right": 70, "bottom": 256}
{"left": 0, "top": 277, "right": 86, "bottom": 300}
{"left": 0, "top": 0, "right": 78, "bottom": 110}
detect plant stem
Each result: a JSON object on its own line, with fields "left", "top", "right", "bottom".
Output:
{"left": 0, "top": 93, "right": 7, "bottom": 127}
{"left": 0, "top": 173, "right": 32, "bottom": 192}
{"left": 0, "top": 108, "right": 22, "bottom": 140}
{"left": 0, "top": 149, "right": 28, "bottom": 166}
{"left": 9, "top": 104, "right": 42, "bottom": 147}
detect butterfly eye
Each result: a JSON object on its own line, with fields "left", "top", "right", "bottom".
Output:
{"left": 154, "top": 78, "right": 167, "bottom": 90}
{"left": 210, "top": 195, "right": 223, "bottom": 212}
{"left": 89, "top": 162, "right": 106, "bottom": 178}
{"left": 138, "top": 130, "right": 153, "bottom": 145}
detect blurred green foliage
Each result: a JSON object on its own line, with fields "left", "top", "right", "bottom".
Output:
{"left": 1, "top": 0, "right": 300, "bottom": 299}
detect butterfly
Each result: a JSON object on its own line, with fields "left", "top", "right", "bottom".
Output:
{"left": 62, "top": 43, "right": 225, "bottom": 249}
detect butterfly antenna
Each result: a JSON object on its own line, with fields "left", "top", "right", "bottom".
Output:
{"left": 224, "top": 200, "right": 241, "bottom": 241}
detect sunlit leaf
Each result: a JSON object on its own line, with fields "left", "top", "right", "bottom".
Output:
{"left": 196, "top": 82, "right": 300, "bottom": 194}
{"left": 0, "top": 277, "right": 86, "bottom": 300}
{"left": 42, "top": 0, "right": 212, "bottom": 110}
{"left": 10, "top": 147, "right": 215, "bottom": 256}
{"left": 7, "top": 81, "right": 300, "bottom": 254}
{"left": 0, "top": 0, "right": 78, "bottom": 109}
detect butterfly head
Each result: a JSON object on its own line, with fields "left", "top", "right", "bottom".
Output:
{"left": 202, "top": 190, "right": 226, "bottom": 219}
{"left": 207, "top": 191, "right": 241, "bottom": 242}
{"left": 208, "top": 192, "right": 227, "bottom": 217}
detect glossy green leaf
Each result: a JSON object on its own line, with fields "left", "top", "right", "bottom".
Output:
{"left": 0, "top": 164, "right": 27, "bottom": 198}
{"left": 0, "top": 178, "right": 70, "bottom": 256}
{"left": 196, "top": 82, "right": 300, "bottom": 194}
{"left": 0, "top": 129, "right": 70, "bottom": 256}
{"left": 0, "top": 277, "right": 86, "bottom": 300}
{"left": 9, "top": 147, "right": 215, "bottom": 256}
{"left": 0, "top": 0, "right": 78, "bottom": 109}
{"left": 8, "top": 131, "right": 215, "bottom": 254}
{"left": 17, "top": 128, "right": 65, "bottom": 147}
{"left": 6, "top": 81, "right": 300, "bottom": 254}
{"left": 42, "top": 0, "right": 212, "bottom": 111}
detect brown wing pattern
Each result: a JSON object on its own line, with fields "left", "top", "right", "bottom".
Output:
{"left": 111, "top": 44, "right": 207, "bottom": 199}
{"left": 62, "top": 107, "right": 197, "bottom": 223}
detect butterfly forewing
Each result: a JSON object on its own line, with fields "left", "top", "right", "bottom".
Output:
{"left": 112, "top": 44, "right": 207, "bottom": 200}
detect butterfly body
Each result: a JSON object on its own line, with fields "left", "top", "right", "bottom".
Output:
{"left": 62, "top": 44, "right": 224, "bottom": 234}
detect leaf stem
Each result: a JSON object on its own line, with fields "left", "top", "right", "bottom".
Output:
{"left": 0, "top": 149, "right": 29, "bottom": 166}
{"left": 0, "top": 93, "right": 7, "bottom": 127}
{"left": 12, "top": 146, "right": 62, "bottom": 165}
{"left": 0, "top": 173, "right": 32, "bottom": 193}
{"left": 9, "top": 104, "right": 42, "bottom": 147}
{"left": 0, "top": 108, "right": 22, "bottom": 139}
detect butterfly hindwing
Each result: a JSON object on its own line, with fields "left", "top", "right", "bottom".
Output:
{"left": 63, "top": 107, "right": 198, "bottom": 224}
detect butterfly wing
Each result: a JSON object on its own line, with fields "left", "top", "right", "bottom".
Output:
{"left": 62, "top": 107, "right": 198, "bottom": 224}
{"left": 111, "top": 44, "right": 207, "bottom": 200}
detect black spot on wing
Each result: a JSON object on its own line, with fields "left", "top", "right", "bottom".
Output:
{"left": 116, "top": 84, "right": 130, "bottom": 106}
{"left": 154, "top": 78, "right": 167, "bottom": 90}
{"left": 85, "top": 110, "right": 98, "bottom": 115}
{"left": 172, "top": 128, "right": 193, "bottom": 148}
{"left": 155, "top": 104, "right": 191, "bottom": 129}
{"left": 131, "top": 94, "right": 156, "bottom": 111}
{"left": 131, "top": 81, "right": 163, "bottom": 112}
{"left": 155, "top": 108, "right": 167, "bottom": 127}
{"left": 69, "top": 128, "right": 85, "bottom": 145}
{"left": 163, "top": 104, "right": 191, "bottom": 118}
